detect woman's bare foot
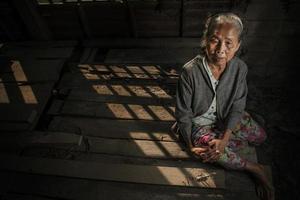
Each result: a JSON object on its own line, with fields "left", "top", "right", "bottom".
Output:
{"left": 245, "top": 161, "right": 275, "bottom": 200}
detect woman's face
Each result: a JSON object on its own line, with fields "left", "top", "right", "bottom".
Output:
{"left": 205, "top": 23, "right": 241, "bottom": 68}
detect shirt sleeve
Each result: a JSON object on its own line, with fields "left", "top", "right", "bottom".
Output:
{"left": 224, "top": 66, "right": 248, "bottom": 131}
{"left": 175, "top": 68, "right": 194, "bottom": 147}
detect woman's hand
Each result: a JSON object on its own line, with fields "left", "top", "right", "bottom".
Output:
{"left": 202, "top": 129, "right": 232, "bottom": 163}
{"left": 202, "top": 138, "right": 227, "bottom": 163}
{"left": 191, "top": 146, "right": 209, "bottom": 157}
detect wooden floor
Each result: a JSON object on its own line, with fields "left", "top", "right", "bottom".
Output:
{"left": 0, "top": 42, "right": 260, "bottom": 200}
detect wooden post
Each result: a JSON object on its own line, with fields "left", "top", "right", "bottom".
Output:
{"left": 77, "top": 2, "right": 92, "bottom": 39}
{"left": 12, "top": 0, "right": 52, "bottom": 40}
{"left": 124, "top": 0, "right": 138, "bottom": 38}
{"left": 179, "top": 0, "right": 184, "bottom": 37}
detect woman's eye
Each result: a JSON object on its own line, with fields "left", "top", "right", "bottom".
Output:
{"left": 210, "top": 39, "right": 218, "bottom": 43}
{"left": 226, "top": 41, "right": 233, "bottom": 47}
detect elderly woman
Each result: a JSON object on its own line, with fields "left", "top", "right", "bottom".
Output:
{"left": 174, "top": 13, "right": 274, "bottom": 200}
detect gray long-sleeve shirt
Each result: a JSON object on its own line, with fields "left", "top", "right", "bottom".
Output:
{"left": 175, "top": 54, "right": 248, "bottom": 147}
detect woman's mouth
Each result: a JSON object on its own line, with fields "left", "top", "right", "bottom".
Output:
{"left": 214, "top": 56, "right": 226, "bottom": 61}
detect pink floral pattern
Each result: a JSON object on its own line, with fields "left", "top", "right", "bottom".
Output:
{"left": 192, "top": 112, "right": 266, "bottom": 170}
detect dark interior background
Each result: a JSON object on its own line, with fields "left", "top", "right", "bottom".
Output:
{"left": 0, "top": 0, "right": 299, "bottom": 199}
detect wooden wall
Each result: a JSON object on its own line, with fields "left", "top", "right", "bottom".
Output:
{"left": 0, "top": 1, "right": 28, "bottom": 41}
{"left": 1, "top": 0, "right": 298, "bottom": 90}
{"left": 35, "top": 0, "right": 240, "bottom": 39}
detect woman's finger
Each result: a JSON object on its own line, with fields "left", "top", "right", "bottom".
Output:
{"left": 191, "top": 147, "right": 208, "bottom": 154}
{"left": 203, "top": 149, "right": 221, "bottom": 163}
{"left": 208, "top": 140, "right": 216, "bottom": 147}
{"left": 208, "top": 152, "right": 221, "bottom": 163}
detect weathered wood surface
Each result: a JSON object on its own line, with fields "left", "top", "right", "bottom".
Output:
{"left": 67, "top": 90, "right": 175, "bottom": 105}
{"left": 105, "top": 49, "right": 196, "bottom": 64}
{"left": 57, "top": 63, "right": 179, "bottom": 90}
{"left": 0, "top": 82, "right": 54, "bottom": 130}
{"left": 82, "top": 136, "right": 187, "bottom": 159}
{"left": 0, "top": 131, "right": 82, "bottom": 146}
{"left": 48, "top": 116, "right": 176, "bottom": 141}
{"left": 3, "top": 171, "right": 258, "bottom": 200}
{"left": 0, "top": 154, "right": 225, "bottom": 189}
{"left": 0, "top": 59, "right": 64, "bottom": 82}
{"left": 0, "top": 83, "right": 53, "bottom": 131}
{"left": 51, "top": 99, "right": 176, "bottom": 121}
{"left": 0, "top": 44, "right": 75, "bottom": 131}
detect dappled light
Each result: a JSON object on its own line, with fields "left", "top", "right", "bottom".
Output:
{"left": 106, "top": 103, "right": 133, "bottom": 119}
{"left": 148, "top": 105, "right": 175, "bottom": 121}
{"left": 0, "top": 61, "right": 38, "bottom": 104}
{"left": 110, "top": 85, "right": 131, "bottom": 96}
{"left": 11, "top": 61, "right": 38, "bottom": 104}
{"left": 146, "top": 86, "right": 172, "bottom": 98}
{"left": 0, "top": 78, "right": 10, "bottom": 103}
{"left": 92, "top": 83, "right": 172, "bottom": 99}
{"left": 92, "top": 85, "right": 113, "bottom": 95}
{"left": 128, "top": 104, "right": 154, "bottom": 120}
{"left": 127, "top": 85, "right": 152, "bottom": 97}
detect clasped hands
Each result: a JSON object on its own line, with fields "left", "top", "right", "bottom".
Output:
{"left": 190, "top": 138, "right": 228, "bottom": 163}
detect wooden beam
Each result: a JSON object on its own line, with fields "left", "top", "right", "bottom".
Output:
{"left": 0, "top": 154, "right": 225, "bottom": 188}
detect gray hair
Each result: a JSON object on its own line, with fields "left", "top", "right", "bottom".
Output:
{"left": 200, "top": 13, "right": 244, "bottom": 50}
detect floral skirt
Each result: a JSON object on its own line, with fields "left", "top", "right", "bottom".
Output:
{"left": 192, "top": 112, "right": 267, "bottom": 170}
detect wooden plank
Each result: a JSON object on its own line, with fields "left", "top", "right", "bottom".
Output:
{"left": 0, "top": 106, "right": 37, "bottom": 122}
{"left": 23, "top": 144, "right": 207, "bottom": 168}
{"left": 57, "top": 73, "right": 174, "bottom": 89}
{"left": 84, "top": 136, "right": 188, "bottom": 159}
{"left": 28, "top": 132, "right": 256, "bottom": 163}
{"left": 104, "top": 49, "right": 196, "bottom": 64}
{"left": 83, "top": 38, "right": 202, "bottom": 48}
{"left": 47, "top": 99, "right": 64, "bottom": 115}
{"left": 66, "top": 67, "right": 169, "bottom": 81}
{"left": 0, "top": 131, "right": 83, "bottom": 146}
{"left": 3, "top": 46, "right": 74, "bottom": 59}
{"left": 8, "top": 40, "right": 77, "bottom": 47}
{"left": 75, "top": 64, "right": 179, "bottom": 76}
{"left": 55, "top": 100, "right": 176, "bottom": 121}
{"left": 48, "top": 117, "right": 176, "bottom": 141}
{"left": 0, "top": 122, "right": 30, "bottom": 132}
{"left": 0, "top": 82, "right": 55, "bottom": 131}
{"left": 0, "top": 59, "right": 65, "bottom": 82}
{"left": 0, "top": 154, "right": 225, "bottom": 188}
{"left": 66, "top": 88, "right": 174, "bottom": 105}
{"left": 3, "top": 172, "right": 246, "bottom": 200}
{"left": 1, "top": 193, "right": 55, "bottom": 200}
{"left": 85, "top": 136, "right": 257, "bottom": 162}
{"left": 0, "top": 82, "right": 53, "bottom": 105}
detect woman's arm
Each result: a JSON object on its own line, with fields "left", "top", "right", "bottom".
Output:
{"left": 175, "top": 68, "right": 194, "bottom": 148}
{"left": 225, "top": 66, "right": 248, "bottom": 132}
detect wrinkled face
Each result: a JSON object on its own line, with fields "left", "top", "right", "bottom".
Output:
{"left": 205, "top": 23, "right": 241, "bottom": 67}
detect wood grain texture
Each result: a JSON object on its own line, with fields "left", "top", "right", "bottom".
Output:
{"left": 0, "top": 154, "right": 225, "bottom": 188}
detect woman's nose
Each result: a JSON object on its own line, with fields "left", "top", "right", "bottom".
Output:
{"left": 216, "top": 42, "right": 226, "bottom": 55}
